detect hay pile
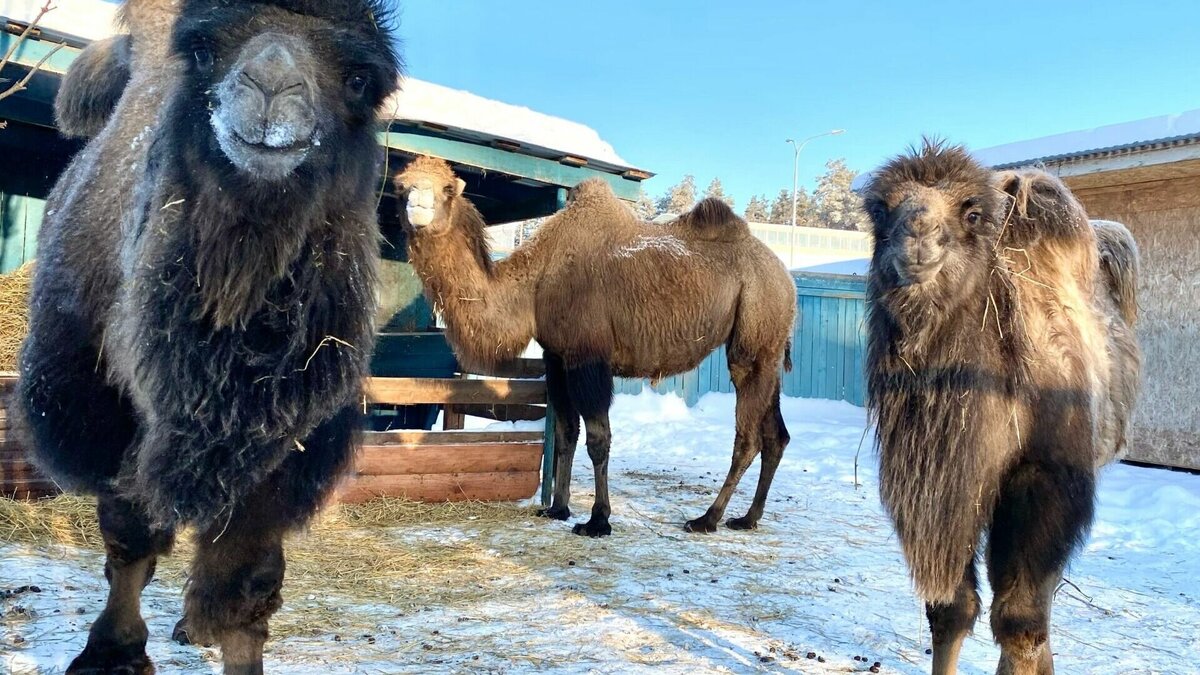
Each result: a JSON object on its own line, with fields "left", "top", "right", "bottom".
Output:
{"left": 0, "top": 495, "right": 542, "bottom": 639}
{"left": 0, "top": 261, "right": 34, "bottom": 372}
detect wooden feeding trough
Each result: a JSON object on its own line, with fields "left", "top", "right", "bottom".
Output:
{"left": 0, "top": 374, "right": 60, "bottom": 500}
{"left": 338, "top": 373, "right": 550, "bottom": 504}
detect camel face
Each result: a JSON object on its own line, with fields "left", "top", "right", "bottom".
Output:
{"left": 863, "top": 145, "right": 1001, "bottom": 304}
{"left": 397, "top": 162, "right": 466, "bottom": 231}
{"left": 174, "top": 2, "right": 399, "bottom": 181}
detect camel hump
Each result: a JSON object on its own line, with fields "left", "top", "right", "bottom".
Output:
{"left": 55, "top": 35, "right": 132, "bottom": 139}
{"left": 1092, "top": 219, "right": 1140, "bottom": 326}
{"left": 996, "top": 169, "right": 1089, "bottom": 246}
{"left": 568, "top": 178, "right": 616, "bottom": 203}
{"left": 678, "top": 198, "right": 747, "bottom": 242}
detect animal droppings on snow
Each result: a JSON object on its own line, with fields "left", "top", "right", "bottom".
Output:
{"left": 2, "top": 392, "right": 1197, "bottom": 674}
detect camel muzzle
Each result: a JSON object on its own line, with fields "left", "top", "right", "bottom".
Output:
{"left": 209, "top": 34, "right": 320, "bottom": 181}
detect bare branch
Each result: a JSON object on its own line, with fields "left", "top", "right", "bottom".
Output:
{"left": 0, "top": 2, "right": 61, "bottom": 103}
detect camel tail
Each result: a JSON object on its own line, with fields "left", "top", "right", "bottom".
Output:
{"left": 1092, "top": 219, "right": 1140, "bottom": 326}
{"left": 783, "top": 340, "right": 793, "bottom": 373}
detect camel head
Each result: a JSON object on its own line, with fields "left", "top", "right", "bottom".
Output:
{"left": 395, "top": 156, "right": 468, "bottom": 232}
{"left": 863, "top": 141, "right": 1004, "bottom": 313}
{"left": 171, "top": 0, "right": 400, "bottom": 182}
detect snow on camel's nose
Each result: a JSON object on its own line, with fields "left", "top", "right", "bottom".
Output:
{"left": 407, "top": 182, "right": 437, "bottom": 227}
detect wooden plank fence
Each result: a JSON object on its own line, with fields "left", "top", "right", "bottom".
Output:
{"left": 615, "top": 271, "right": 868, "bottom": 406}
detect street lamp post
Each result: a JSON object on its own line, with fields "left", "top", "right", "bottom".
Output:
{"left": 786, "top": 129, "right": 845, "bottom": 268}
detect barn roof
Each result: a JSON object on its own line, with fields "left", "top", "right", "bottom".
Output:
{"left": 973, "top": 109, "right": 1200, "bottom": 169}
{"left": 851, "top": 109, "right": 1200, "bottom": 192}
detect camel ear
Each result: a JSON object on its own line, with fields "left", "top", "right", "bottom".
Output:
{"left": 455, "top": 178, "right": 466, "bottom": 197}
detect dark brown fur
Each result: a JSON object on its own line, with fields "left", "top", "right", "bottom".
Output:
{"left": 863, "top": 142, "right": 1141, "bottom": 674}
{"left": 397, "top": 157, "right": 796, "bottom": 536}
{"left": 14, "top": 0, "right": 400, "bottom": 671}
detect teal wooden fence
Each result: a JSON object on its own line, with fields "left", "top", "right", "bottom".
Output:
{"left": 615, "top": 271, "right": 868, "bottom": 406}
{"left": 0, "top": 193, "right": 44, "bottom": 274}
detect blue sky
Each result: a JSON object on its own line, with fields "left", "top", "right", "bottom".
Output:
{"left": 392, "top": 1, "right": 1199, "bottom": 207}
{"left": 99, "top": 0, "right": 1198, "bottom": 206}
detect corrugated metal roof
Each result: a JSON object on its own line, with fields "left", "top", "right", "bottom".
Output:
{"left": 973, "top": 109, "right": 1200, "bottom": 169}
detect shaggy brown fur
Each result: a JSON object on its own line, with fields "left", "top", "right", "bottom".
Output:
{"left": 863, "top": 142, "right": 1141, "bottom": 675}
{"left": 397, "top": 156, "right": 796, "bottom": 536}
{"left": 14, "top": 0, "right": 400, "bottom": 672}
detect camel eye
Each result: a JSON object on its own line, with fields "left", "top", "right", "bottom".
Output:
{"left": 965, "top": 211, "right": 982, "bottom": 226}
{"left": 345, "top": 72, "right": 369, "bottom": 98}
{"left": 193, "top": 47, "right": 214, "bottom": 72}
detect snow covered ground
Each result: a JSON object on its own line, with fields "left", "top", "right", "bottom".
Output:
{"left": 3, "top": 392, "right": 1198, "bottom": 674}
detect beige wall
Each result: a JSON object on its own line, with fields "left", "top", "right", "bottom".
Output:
{"left": 1071, "top": 175, "right": 1200, "bottom": 470}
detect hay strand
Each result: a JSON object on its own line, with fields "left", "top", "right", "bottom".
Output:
{"left": 0, "top": 261, "right": 34, "bottom": 371}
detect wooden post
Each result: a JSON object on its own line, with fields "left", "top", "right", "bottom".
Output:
{"left": 539, "top": 187, "right": 569, "bottom": 506}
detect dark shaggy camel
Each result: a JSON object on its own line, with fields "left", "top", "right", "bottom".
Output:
{"left": 396, "top": 157, "right": 796, "bottom": 537}
{"left": 862, "top": 143, "right": 1141, "bottom": 675}
{"left": 15, "top": 1, "right": 400, "bottom": 672}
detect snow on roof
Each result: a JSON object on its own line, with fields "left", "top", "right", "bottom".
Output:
{"left": 3, "top": 0, "right": 644, "bottom": 174}
{"left": 380, "top": 79, "right": 640, "bottom": 173}
{"left": 851, "top": 109, "right": 1200, "bottom": 191}
{"left": 1, "top": 0, "right": 118, "bottom": 44}
{"left": 974, "top": 109, "right": 1200, "bottom": 169}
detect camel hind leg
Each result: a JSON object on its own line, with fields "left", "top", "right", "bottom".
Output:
{"left": 726, "top": 377, "right": 789, "bottom": 530}
{"left": 67, "top": 494, "right": 173, "bottom": 675}
{"left": 685, "top": 356, "right": 775, "bottom": 534}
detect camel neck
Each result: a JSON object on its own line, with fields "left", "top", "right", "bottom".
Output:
{"left": 407, "top": 221, "right": 536, "bottom": 371}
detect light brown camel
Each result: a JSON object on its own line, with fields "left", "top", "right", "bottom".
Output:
{"left": 396, "top": 156, "right": 797, "bottom": 536}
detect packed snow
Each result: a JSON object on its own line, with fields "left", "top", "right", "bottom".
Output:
{"left": 2, "top": 392, "right": 1197, "bottom": 673}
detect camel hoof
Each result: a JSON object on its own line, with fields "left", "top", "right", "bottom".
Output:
{"left": 172, "top": 618, "right": 211, "bottom": 647}
{"left": 537, "top": 506, "right": 571, "bottom": 521}
{"left": 726, "top": 516, "right": 759, "bottom": 531}
{"left": 684, "top": 517, "right": 718, "bottom": 534}
{"left": 67, "top": 645, "right": 155, "bottom": 675}
{"left": 572, "top": 519, "right": 612, "bottom": 537}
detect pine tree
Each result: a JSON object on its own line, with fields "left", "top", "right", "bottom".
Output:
{"left": 655, "top": 175, "right": 697, "bottom": 216}
{"left": 767, "top": 188, "right": 814, "bottom": 226}
{"left": 703, "top": 177, "right": 735, "bottom": 210}
{"left": 633, "top": 190, "right": 657, "bottom": 220}
{"left": 743, "top": 194, "right": 770, "bottom": 222}
{"left": 768, "top": 189, "right": 792, "bottom": 224}
{"left": 812, "top": 159, "right": 868, "bottom": 231}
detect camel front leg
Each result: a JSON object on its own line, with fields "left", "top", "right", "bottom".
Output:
{"left": 537, "top": 352, "right": 579, "bottom": 521}
{"left": 68, "top": 494, "right": 173, "bottom": 675}
{"left": 927, "top": 560, "right": 981, "bottom": 675}
{"left": 988, "top": 461, "right": 1094, "bottom": 675}
{"left": 185, "top": 509, "right": 287, "bottom": 675}
{"left": 572, "top": 412, "right": 613, "bottom": 537}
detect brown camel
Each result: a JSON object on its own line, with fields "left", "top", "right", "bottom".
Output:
{"left": 396, "top": 156, "right": 797, "bottom": 536}
{"left": 863, "top": 143, "right": 1141, "bottom": 675}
